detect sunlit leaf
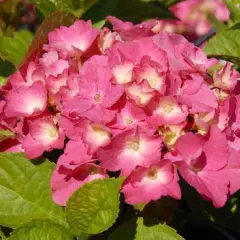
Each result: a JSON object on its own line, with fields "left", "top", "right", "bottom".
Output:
{"left": 0, "top": 31, "right": 33, "bottom": 67}
{"left": 66, "top": 178, "right": 124, "bottom": 235}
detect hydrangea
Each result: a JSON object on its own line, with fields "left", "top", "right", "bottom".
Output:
{"left": 1, "top": 16, "right": 240, "bottom": 208}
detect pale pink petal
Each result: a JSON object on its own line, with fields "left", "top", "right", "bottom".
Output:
{"left": 122, "top": 161, "right": 181, "bottom": 204}
{"left": 5, "top": 81, "right": 47, "bottom": 118}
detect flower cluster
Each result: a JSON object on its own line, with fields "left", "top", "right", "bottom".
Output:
{"left": 111, "top": 0, "right": 229, "bottom": 41}
{"left": 169, "top": 0, "right": 229, "bottom": 38}
{"left": 1, "top": 17, "right": 240, "bottom": 208}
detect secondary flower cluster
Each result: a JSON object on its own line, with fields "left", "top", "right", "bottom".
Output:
{"left": 168, "top": 0, "right": 229, "bottom": 38}
{"left": 0, "top": 18, "right": 240, "bottom": 208}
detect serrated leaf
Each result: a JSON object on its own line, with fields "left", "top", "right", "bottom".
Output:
{"left": 8, "top": 220, "right": 73, "bottom": 240}
{"left": 204, "top": 30, "right": 240, "bottom": 64}
{"left": 30, "top": 0, "right": 97, "bottom": 17}
{"left": 114, "top": 0, "right": 176, "bottom": 21}
{"left": 82, "top": 0, "right": 176, "bottom": 28}
{"left": 109, "top": 218, "right": 184, "bottom": 240}
{"left": 224, "top": 0, "right": 240, "bottom": 22}
{"left": 0, "top": 31, "right": 33, "bottom": 67}
{"left": 82, "top": 0, "right": 118, "bottom": 28}
{"left": 66, "top": 177, "right": 124, "bottom": 235}
{"left": 77, "top": 233, "right": 91, "bottom": 240}
{"left": 0, "top": 130, "right": 15, "bottom": 142}
{"left": 21, "top": 11, "right": 77, "bottom": 67}
{"left": 0, "top": 153, "right": 67, "bottom": 229}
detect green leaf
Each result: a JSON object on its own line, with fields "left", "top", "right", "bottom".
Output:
{"left": 71, "top": 0, "right": 98, "bottom": 18}
{"left": 0, "top": 228, "right": 7, "bottom": 240}
{"left": 146, "top": 0, "right": 180, "bottom": 7}
{"left": 114, "top": 0, "right": 176, "bottom": 21}
{"left": 66, "top": 177, "right": 124, "bottom": 235}
{"left": 29, "top": 0, "right": 57, "bottom": 16}
{"left": 224, "top": 0, "right": 240, "bottom": 22}
{"left": 30, "top": 0, "right": 97, "bottom": 17}
{"left": 8, "top": 220, "right": 73, "bottom": 240}
{"left": 0, "top": 77, "right": 7, "bottom": 87}
{"left": 109, "top": 218, "right": 184, "bottom": 240}
{"left": 0, "top": 60, "right": 15, "bottom": 78}
{"left": 204, "top": 30, "right": 240, "bottom": 64}
{"left": 0, "top": 31, "right": 33, "bottom": 67}
{"left": 208, "top": 14, "right": 227, "bottom": 32}
{"left": 0, "top": 130, "right": 15, "bottom": 142}
{"left": 21, "top": 11, "right": 77, "bottom": 67}
{"left": 0, "top": 153, "right": 67, "bottom": 229}
{"left": 82, "top": 0, "right": 118, "bottom": 28}
{"left": 82, "top": 0, "right": 176, "bottom": 28}
{"left": 228, "top": 21, "right": 240, "bottom": 30}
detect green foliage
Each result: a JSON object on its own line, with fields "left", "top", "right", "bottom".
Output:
{"left": 82, "top": 0, "right": 118, "bottom": 28}
{"left": 82, "top": 0, "right": 176, "bottom": 28}
{"left": 157, "top": 0, "right": 180, "bottom": 7}
{"left": 224, "top": 0, "right": 240, "bottom": 22}
{"left": 204, "top": 30, "right": 240, "bottom": 64}
{"left": 31, "top": 0, "right": 176, "bottom": 22}
{"left": 0, "top": 130, "right": 15, "bottom": 142}
{"left": 207, "top": 14, "right": 227, "bottom": 32}
{"left": 29, "top": 0, "right": 57, "bottom": 17}
{"left": 0, "top": 60, "right": 15, "bottom": 86}
{"left": 228, "top": 21, "right": 240, "bottom": 29}
{"left": 114, "top": 0, "right": 176, "bottom": 21}
{"left": 182, "top": 181, "right": 240, "bottom": 234}
{"left": 30, "top": 0, "right": 97, "bottom": 17}
{"left": 8, "top": 220, "right": 73, "bottom": 240}
{"left": 0, "top": 0, "right": 23, "bottom": 36}
{"left": 0, "top": 228, "right": 7, "bottom": 240}
{"left": 109, "top": 217, "right": 184, "bottom": 240}
{"left": 0, "top": 31, "right": 33, "bottom": 67}
{"left": 0, "top": 153, "right": 67, "bottom": 229}
{"left": 66, "top": 178, "right": 124, "bottom": 235}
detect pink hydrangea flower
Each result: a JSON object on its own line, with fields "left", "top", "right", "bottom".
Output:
{"left": 121, "top": 160, "right": 181, "bottom": 204}
{"left": 107, "top": 16, "right": 156, "bottom": 41}
{"left": 46, "top": 70, "right": 68, "bottom": 95}
{"left": 108, "top": 101, "right": 151, "bottom": 135}
{"left": 1, "top": 17, "right": 240, "bottom": 209}
{"left": 67, "top": 119, "right": 112, "bottom": 154}
{"left": 214, "top": 63, "right": 239, "bottom": 91}
{"left": 22, "top": 114, "right": 65, "bottom": 159}
{"left": 148, "top": 96, "right": 188, "bottom": 127}
{"left": 158, "top": 122, "right": 187, "bottom": 148}
{"left": 46, "top": 20, "right": 99, "bottom": 59}
{"left": 56, "top": 139, "right": 92, "bottom": 167}
{"left": 4, "top": 81, "right": 47, "bottom": 118}
{"left": 39, "top": 51, "right": 69, "bottom": 77}
{"left": 174, "top": 125, "right": 229, "bottom": 207}
{"left": 9, "top": 62, "right": 45, "bottom": 89}
{"left": 63, "top": 56, "right": 124, "bottom": 123}
{"left": 170, "top": 0, "right": 230, "bottom": 37}
{"left": 98, "top": 127, "right": 162, "bottom": 175}
{"left": 225, "top": 148, "right": 240, "bottom": 195}
{"left": 179, "top": 74, "right": 218, "bottom": 113}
